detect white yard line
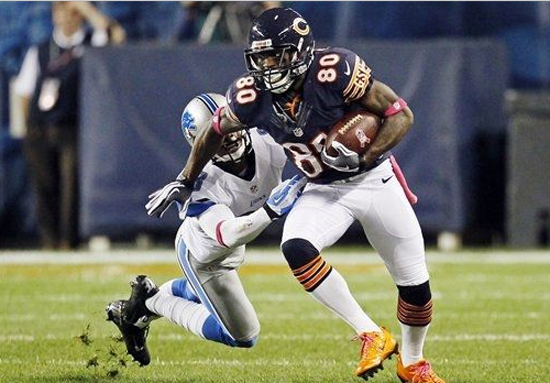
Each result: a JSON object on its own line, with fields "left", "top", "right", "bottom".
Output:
{"left": 1, "top": 310, "right": 545, "bottom": 322}
{"left": 0, "top": 356, "right": 542, "bottom": 367}
{"left": 1, "top": 248, "right": 550, "bottom": 265}
{"left": 2, "top": 333, "right": 549, "bottom": 343}
{"left": 3, "top": 290, "right": 550, "bottom": 304}
{"left": 3, "top": 288, "right": 550, "bottom": 307}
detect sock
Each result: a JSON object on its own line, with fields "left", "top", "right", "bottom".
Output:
{"left": 167, "top": 278, "right": 200, "bottom": 303}
{"left": 399, "top": 323, "right": 429, "bottom": 366}
{"left": 158, "top": 279, "right": 176, "bottom": 295}
{"left": 397, "top": 296, "right": 433, "bottom": 366}
{"left": 294, "top": 257, "right": 380, "bottom": 334}
{"left": 146, "top": 290, "right": 235, "bottom": 346}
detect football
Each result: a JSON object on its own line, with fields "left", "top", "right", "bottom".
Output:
{"left": 325, "top": 111, "right": 381, "bottom": 156}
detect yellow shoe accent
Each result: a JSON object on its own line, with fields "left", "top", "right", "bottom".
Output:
{"left": 353, "top": 326, "right": 398, "bottom": 379}
{"left": 396, "top": 355, "right": 446, "bottom": 383}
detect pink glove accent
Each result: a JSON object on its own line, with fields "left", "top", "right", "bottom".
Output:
{"left": 390, "top": 155, "right": 418, "bottom": 205}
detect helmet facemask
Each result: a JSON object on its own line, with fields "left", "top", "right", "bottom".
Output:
{"left": 245, "top": 8, "right": 315, "bottom": 94}
{"left": 245, "top": 41, "right": 314, "bottom": 94}
{"left": 181, "top": 93, "right": 252, "bottom": 165}
{"left": 212, "top": 130, "right": 252, "bottom": 164}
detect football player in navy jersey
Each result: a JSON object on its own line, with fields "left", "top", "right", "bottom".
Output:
{"left": 147, "top": 8, "right": 445, "bottom": 383}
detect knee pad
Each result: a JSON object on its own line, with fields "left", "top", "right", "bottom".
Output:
{"left": 281, "top": 238, "right": 319, "bottom": 269}
{"left": 397, "top": 280, "right": 431, "bottom": 306}
{"left": 397, "top": 280, "right": 432, "bottom": 326}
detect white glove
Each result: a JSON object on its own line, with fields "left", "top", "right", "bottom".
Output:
{"left": 145, "top": 180, "right": 192, "bottom": 218}
{"left": 264, "top": 175, "right": 307, "bottom": 219}
{"left": 320, "top": 141, "right": 361, "bottom": 172}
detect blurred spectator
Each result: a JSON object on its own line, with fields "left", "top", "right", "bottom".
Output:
{"left": 0, "top": 2, "right": 51, "bottom": 248}
{"left": 177, "top": 1, "right": 281, "bottom": 43}
{"left": 12, "top": 1, "right": 125, "bottom": 250}
{"left": 0, "top": 2, "right": 52, "bottom": 77}
{"left": 97, "top": 1, "right": 182, "bottom": 43}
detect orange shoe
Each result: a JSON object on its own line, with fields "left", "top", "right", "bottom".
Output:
{"left": 397, "top": 355, "right": 446, "bottom": 383}
{"left": 353, "top": 327, "right": 398, "bottom": 380}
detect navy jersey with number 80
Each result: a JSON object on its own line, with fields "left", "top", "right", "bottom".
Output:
{"left": 226, "top": 47, "right": 376, "bottom": 184}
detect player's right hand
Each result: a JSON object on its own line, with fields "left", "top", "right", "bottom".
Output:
{"left": 145, "top": 180, "right": 192, "bottom": 218}
{"left": 264, "top": 175, "right": 307, "bottom": 219}
{"left": 320, "top": 141, "right": 361, "bottom": 172}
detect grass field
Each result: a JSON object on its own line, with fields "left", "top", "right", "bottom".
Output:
{"left": 1, "top": 248, "right": 549, "bottom": 383}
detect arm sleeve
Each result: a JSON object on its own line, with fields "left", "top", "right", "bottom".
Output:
{"left": 197, "top": 204, "right": 273, "bottom": 249}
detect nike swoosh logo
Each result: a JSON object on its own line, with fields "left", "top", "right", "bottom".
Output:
{"left": 344, "top": 60, "right": 351, "bottom": 76}
{"left": 382, "top": 176, "right": 394, "bottom": 184}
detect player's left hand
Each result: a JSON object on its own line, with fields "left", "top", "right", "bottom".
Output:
{"left": 145, "top": 180, "right": 192, "bottom": 218}
{"left": 264, "top": 175, "right": 307, "bottom": 219}
{"left": 320, "top": 141, "right": 361, "bottom": 172}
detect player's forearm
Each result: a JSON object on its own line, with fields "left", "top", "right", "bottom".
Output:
{"left": 215, "top": 208, "right": 273, "bottom": 248}
{"left": 179, "top": 124, "right": 224, "bottom": 182}
{"left": 362, "top": 109, "right": 413, "bottom": 166}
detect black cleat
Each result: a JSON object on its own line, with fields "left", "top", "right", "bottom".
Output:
{"left": 105, "top": 275, "right": 159, "bottom": 366}
{"left": 106, "top": 300, "right": 151, "bottom": 366}
{"left": 124, "top": 275, "right": 159, "bottom": 328}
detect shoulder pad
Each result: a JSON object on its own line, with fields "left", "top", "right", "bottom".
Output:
{"left": 312, "top": 47, "right": 373, "bottom": 103}
{"left": 226, "top": 74, "right": 265, "bottom": 126}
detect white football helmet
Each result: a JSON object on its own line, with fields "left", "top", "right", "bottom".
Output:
{"left": 181, "top": 93, "right": 251, "bottom": 163}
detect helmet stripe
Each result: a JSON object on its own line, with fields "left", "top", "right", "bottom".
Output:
{"left": 196, "top": 94, "right": 219, "bottom": 114}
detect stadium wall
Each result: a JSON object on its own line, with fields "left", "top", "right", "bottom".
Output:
{"left": 79, "top": 40, "right": 509, "bottom": 241}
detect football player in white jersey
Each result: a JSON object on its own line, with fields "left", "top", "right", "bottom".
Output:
{"left": 106, "top": 93, "right": 305, "bottom": 366}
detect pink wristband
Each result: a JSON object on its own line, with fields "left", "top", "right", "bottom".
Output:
{"left": 212, "top": 106, "right": 225, "bottom": 136}
{"left": 384, "top": 98, "right": 407, "bottom": 117}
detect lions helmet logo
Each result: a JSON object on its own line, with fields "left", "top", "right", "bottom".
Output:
{"left": 181, "top": 110, "right": 196, "bottom": 142}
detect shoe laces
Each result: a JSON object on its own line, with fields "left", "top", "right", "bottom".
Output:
{"left": 410, "top": 360, "right": 437, "bottom": 382}
{"left": 352, "top": 332, "right": 379, "bottom": 358}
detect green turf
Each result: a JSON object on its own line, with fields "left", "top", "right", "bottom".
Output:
{"left": 1, "top": 249, "right": 549, "bottom": 383}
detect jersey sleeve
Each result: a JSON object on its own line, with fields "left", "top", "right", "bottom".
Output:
{"left": 315, "top": 48, "right": 374, "bottom": 104}
{"left": 225, "top": 74, "right": 267, "bottom": 126}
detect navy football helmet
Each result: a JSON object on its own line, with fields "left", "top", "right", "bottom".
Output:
{"left": 244, "top": 8, "right": 315, "bottom": 94}
{"left": 181, "top": 93, "right": 251, "bottom": 164}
